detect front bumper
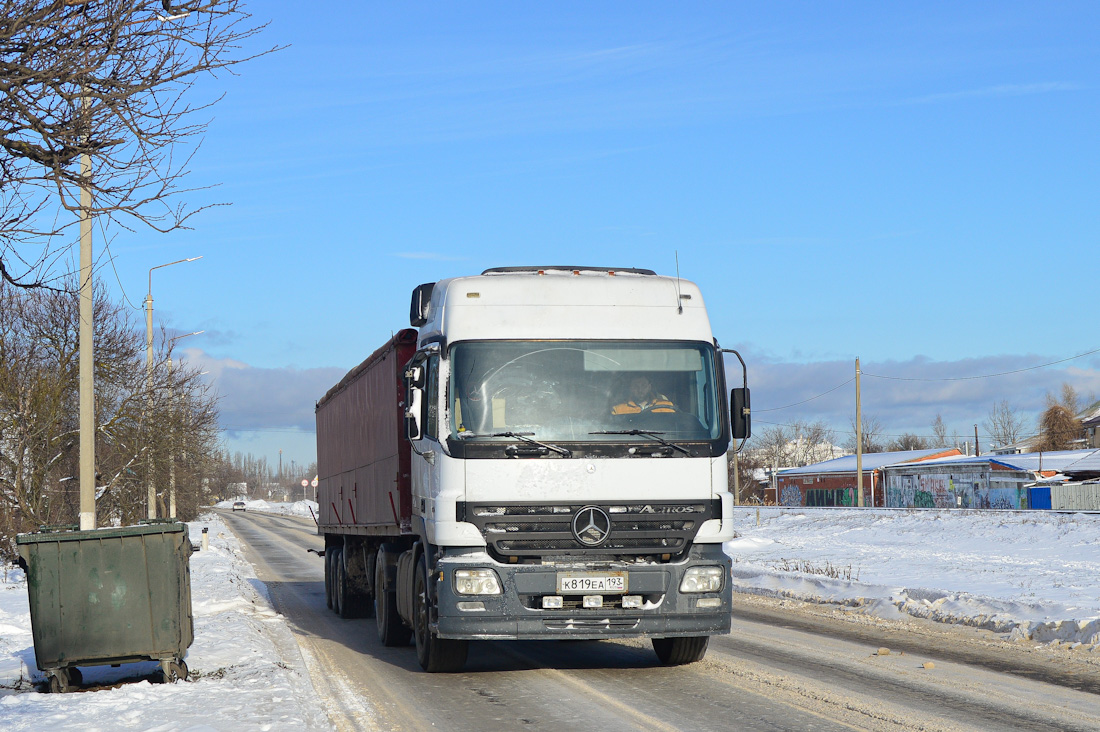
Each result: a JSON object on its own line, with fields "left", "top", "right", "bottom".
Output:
{"left": 432, "top": 544, "right": 732, "bottom": 640}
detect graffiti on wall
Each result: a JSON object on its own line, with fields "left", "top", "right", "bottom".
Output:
{"left": 886, "top": 473, "right": 1024, "bottom": 509}
{"left": 780, "top": 484, "right": 803, "bottom": 507}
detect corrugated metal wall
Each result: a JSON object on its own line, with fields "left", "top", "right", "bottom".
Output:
{"left": 315, "top": 331, "right": 416, "bottom": 532}
{"left": 1050, "top": 484, "right": 1100, "bottom": 510}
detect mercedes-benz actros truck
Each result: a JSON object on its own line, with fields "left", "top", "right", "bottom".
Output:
{"left": 315, "top": 266, "right": 750, "bottom": 672}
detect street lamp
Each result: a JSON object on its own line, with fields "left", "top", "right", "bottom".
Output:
{"left": 145, "top": 256, "right": 201, "bottom": 519}
{"left": 166, "top": 330, "right": 203, "bottom": 518}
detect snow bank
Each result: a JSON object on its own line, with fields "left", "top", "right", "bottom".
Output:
{"left": 215, "top": 498, "right": 319, "bottom": 519}
{"left": 0, "top": 515, "right": 330, "bottom": 730}
{"left": 725, "top": 507, "right": 1100, "bottom": 648}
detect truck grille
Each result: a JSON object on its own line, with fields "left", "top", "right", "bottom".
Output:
{"left": 458, "top": 500, "right": 719, "bottom": 559}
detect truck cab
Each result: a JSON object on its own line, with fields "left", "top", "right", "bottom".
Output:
{"left": 395, "top": 266, "right": 749, "bottom": 670}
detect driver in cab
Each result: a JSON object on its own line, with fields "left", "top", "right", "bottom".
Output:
{"left": 612, "top": 374, "right": 675, "bottom": 414}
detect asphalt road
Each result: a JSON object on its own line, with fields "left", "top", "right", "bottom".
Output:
{"left": 218, "top": 510, "right": 1100, "bottom": 732}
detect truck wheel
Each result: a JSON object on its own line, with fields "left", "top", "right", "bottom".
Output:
{"left": 335, "top": 554, "right": 350, "bottom": 617}
{"left": 652, "top": 636, "right": 709, "bottom": 665}
{"left": 331, "top": 546, "right": 343, "bottom": 615}
{"left": 337, "top": 551, "right": 368, "bottom": 619}
{"left": 374, "top": 546, "right": 411, "bottom": 646}
{"left": 413, "top": 555, "right": 468, "bottom": 673}
{"left": 324, "top": 547, "right": 334, "bottom": 609}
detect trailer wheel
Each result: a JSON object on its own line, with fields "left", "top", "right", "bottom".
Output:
{"left": 335, "top": 553, "right": 349, "bottom": 617}
{"left": 324, "top": 546, "right": 333, "bottom": 609}
{"left": 374, "top": 545, "right": 411, "bottom": 646}
{"left": 652, "top": 636, "right": 709, "bottom": 665}
{"left": 330, "top": 545, "right": 343, "bottom": 615}
{"left": 414, "top": 555, "right": 468, "bottom": 673}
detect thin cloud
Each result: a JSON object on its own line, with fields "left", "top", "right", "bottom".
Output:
{"left": 900, "top": 82, "right": 1080, "bottom": 106}
{"left": 188, "top": 350, "right": 345, "bottom": 432}
{"left": 731, "top": 351, "right": 1100, "bottom": 442}
{"left": 394, "top": 252, "right": 468, "bottom": 261}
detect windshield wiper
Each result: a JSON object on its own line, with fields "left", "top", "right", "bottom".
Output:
{"left": 490, "top": 431, "right": 572, "bottom": 458}
{"left": 589, "top": 429, "right": 695, "bottom": 456}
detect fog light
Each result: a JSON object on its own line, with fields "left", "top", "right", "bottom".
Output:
{"left": 454, "top": 568, "right": 502, "bottom": 595}
{"left": 582, "top": 595, "right": 603, "bottom": 608}
{"left": 542, "top": 595, "right": 564, "bottom": 609}
{"left": 457, "top": 601, "right": 486, "bottom": 611}
{"left": 696, "top": 597, "right": 722, "bottom": 609}
{"left": 680, "top": 566, "right": 724, "bottom": 593}
{"left": 622, "top": 595, "right": 643, "bottom": 609}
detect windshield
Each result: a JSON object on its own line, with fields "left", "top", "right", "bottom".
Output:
{"left": 448, "top": 341, "right": 722, "bottom": 443}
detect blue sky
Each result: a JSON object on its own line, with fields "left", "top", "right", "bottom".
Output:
{"left": 89, "top": 3, "right": 1099, "bottom": 467}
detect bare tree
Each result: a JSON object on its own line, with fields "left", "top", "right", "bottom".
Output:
{"left": 930, "top": 414, "right": 949, "bottom": 447}
{"left": 750, "top": 419, "right": 838, "bottom": 469}
{"left": 0, "top": 278, "right": 220, "bottom": 557}
{"left": 845, "top": 414, "right": 885, "bottom": 454}
{"left": 888, "top": 433, "right": 929, "bottom": 451}
{"left": 0, "top": 0, "right": 275, "bottom": 288}
{"left": 1047, "top": 383, "right": 1081, "bottom": 416}
{"left": 983, "top": 400, "right": 1026, "bottom": 449}
{"left": 1035, "top": 404, "right": 1083, "bottom": 453}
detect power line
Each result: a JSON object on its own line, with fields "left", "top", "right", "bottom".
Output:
{"left": 756, "top": 377, "right": 855, "bottom": 412}
{"left": 861, "top": 347, "right": 1100, "bottom": 382}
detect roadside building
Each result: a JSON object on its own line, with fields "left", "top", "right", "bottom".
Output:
{"left": 1080, "top": 401, "right": 1100, "bottom": 449}
{"left": 990, "top": 449, "right": 1096, "bottom": 481}
{"left": 1064, "top": 449, "right": 1100, "bottom": 481}
{"left": 774, "top": 448, "right": 961, "bottom": 507}
{"left": 883, "top": 455, "right": 1031, "bottom": 509}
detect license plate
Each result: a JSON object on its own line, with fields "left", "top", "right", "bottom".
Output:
{"left": 557, "top": 572, "right": 627, "bottom": 594}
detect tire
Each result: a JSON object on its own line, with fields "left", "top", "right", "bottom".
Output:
{"left": 48, "top": 672, "right": 67, "bottom": 694}
{"left": 413, "top": 554, "right": 468, "bottom": 673}
{"left": 324, "top": 547, "right": 334, "bottom": 610}
{"left": 337, "top": 553, "right": 364, "bottom": 619}
{"left": 67, "top": 667, "right": 83, "bottom": 687}
{"left": 337, "top": 545, "right": 370, "bottom": 619}
{"left": 652, "top": 636, "right": 709, "bottom": 665}
{"left": 374, "top": 546, "right": 411, "bottom": 647}
{"left": 331, "top": 546, "right": 343, "bottom": 616}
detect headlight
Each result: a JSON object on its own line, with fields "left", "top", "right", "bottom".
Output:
{"left": 680, "top": 566, "right": 724, "bottom": 593}
{"left": 453, "top": 568, "right": 502, "bottom": 595}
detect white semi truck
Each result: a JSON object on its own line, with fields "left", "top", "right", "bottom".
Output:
{"left": 315, "top": 266, "right": 750, "bottom": 672}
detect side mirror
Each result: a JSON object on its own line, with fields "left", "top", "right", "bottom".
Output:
{"left": 404, "top": 364, "right": 425, "bottom": 389}
{"left": 405, "top": 386, "right": 423, "bottom": 441}
{"left": 409, "top": 282, "right": 435, "bottom": 327}
{"left": 730, "top": 387, "right": 750, "bottom": 439}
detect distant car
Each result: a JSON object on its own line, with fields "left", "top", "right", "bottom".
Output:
{"left": 232, "top": 501, "right": 246, "bottom": 511}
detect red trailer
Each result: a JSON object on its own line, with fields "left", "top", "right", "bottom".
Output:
{"left": 315, "top": 329, "right": 418, "bottom": 620}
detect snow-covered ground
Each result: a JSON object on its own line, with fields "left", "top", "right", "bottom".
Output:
{"left": 724, "top": 507, "right": 1100, "bottom": 648}
{"left": 0, "top": 512, "right": 329, "bottom": 731}
{"left": 217, "top": 498, "right": 319, "bottom": 519}
{"left": 1, "top": 504, "right": 1097, "bottom": 729}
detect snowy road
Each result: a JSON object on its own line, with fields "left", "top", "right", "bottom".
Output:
{"left": 222, "top": 510, "right": 1100, "bottom": 732}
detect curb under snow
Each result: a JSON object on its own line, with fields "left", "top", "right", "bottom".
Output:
{"left": 729, "top": 565, "right": 1100, "bottom": 649}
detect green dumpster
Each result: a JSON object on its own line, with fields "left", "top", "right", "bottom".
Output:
{"left": 16, "top": 521, "right": 194, "bottom": 693}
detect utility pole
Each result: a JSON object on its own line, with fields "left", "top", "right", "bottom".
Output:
{"left": 855, "top": 357, "right": 863, "bottom": 508}
{"left": 145, "top": 257, "right": 201, "bottom": 519}
{"left": 78, "top": 93, "right": 95, "bottom": 531}
{"left": 166, "top": 331, "right": 202, "bottom": 518}
{"left": 974, "top": 424, "right": 980, "bottom": 457}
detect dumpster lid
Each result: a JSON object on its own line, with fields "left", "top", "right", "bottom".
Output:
{"left": 16, "top": 521, "right": 188, "bottom": 544}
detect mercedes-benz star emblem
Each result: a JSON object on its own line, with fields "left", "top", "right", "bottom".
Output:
{"left": 572, "top": 506, "right": 611, "bottom": 547}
